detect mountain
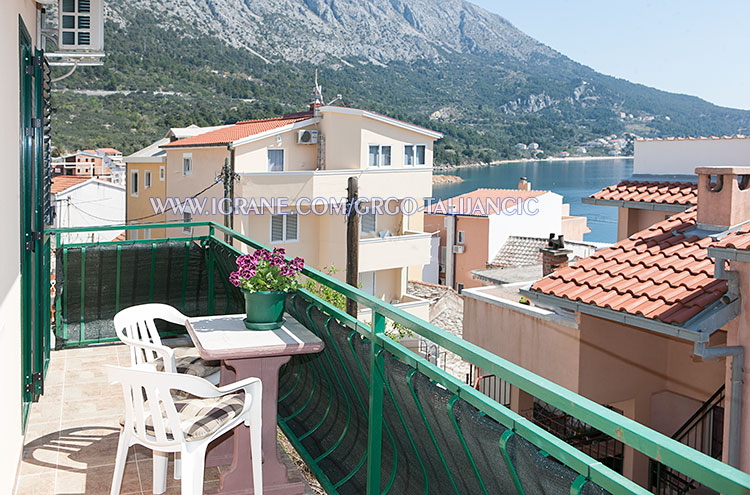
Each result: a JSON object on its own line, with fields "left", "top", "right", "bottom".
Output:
{"left": 50, "top": 0, "right": 750, "bottom": 164}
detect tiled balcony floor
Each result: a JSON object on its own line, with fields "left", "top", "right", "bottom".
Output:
{"left": 16, "top": 344, "right": 317, "bottom": 495}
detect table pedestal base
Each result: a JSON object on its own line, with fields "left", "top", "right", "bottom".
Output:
{"left": 205, "top": 356, "right": 307, "bottom": 495}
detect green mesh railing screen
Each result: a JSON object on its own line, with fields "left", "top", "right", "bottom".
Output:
{"left": 278, "top": 293, "right": 609, "bottom": 494}
{"left": 55, "top": 240, "right": 242, "bottom": 346}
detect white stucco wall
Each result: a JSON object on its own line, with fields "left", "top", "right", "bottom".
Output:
{"left": 634, "top": 138, "right": 750, "bottom": 175}
{"left": 486, "top": 192, "right": 563, "bottom": 262}
{"left": 54, "top": 180, "right": 126, "bottom": 243}
{"left": 1, "top": 2, "right": 38, "bottom": 491}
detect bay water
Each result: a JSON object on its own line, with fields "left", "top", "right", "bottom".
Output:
{"left": 432, "top": 158, "right": 634, "bottom": 243}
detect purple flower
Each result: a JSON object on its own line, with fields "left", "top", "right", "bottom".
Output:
{"left": 240, "top": 268, "right": 256, "bottom": 278}
{"left": 292, "top": 257, "right": 304, "bottom": 270}
{"left": 229, "top": 272, "right": 241, "bottom": 287}
{"left": 273, "top": 247, "right": 286, "bottom": 255}
{"left": 269, "top": 256, "right": 283, "bottom": 267}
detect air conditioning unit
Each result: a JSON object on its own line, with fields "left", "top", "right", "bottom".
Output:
{"left": 452, "top": 245, "right": 465, "bottom": 254}
{"left": 297, "top": 129, "right": 318, "bottom": 145}
{"left": 58, "top": 0, "right": 104, "bottom": 52}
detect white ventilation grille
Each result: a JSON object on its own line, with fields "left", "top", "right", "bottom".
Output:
{"left": 59, "top": 0, "right": 104, "bottom": 52}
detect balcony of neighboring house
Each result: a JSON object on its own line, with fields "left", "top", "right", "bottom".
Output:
{"left": 15, "top": 221, "right": 750, "bottom": 495}
{"left": 237, "top": 166, "right": 432, "bottom": 204}
{"left": 358, "top": 230, "right": 433, "bottom": 272}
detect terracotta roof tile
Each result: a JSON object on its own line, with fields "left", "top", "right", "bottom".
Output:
{"left": 161, "top": 113, "right": 314, "bottom": 148}
{"left": 710, "top": 223, "right": 750, "bottom": 251}
{"left": 530, "top": 208, "right": 726, "bottom": 325}
{"left": 590, "top": 180, "right": 697, "bottom": 206}
{"left": 51, "top": 176, "right": 91, "bottom": 194}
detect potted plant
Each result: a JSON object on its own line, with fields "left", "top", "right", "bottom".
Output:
{"left": 229, "top": 248, "right": 304, "bottom": 330}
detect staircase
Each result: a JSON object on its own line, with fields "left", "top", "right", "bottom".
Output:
{"left": 649, "top": 385, "right": 725, "bottom": 495}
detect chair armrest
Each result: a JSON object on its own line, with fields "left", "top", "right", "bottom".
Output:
{"left": 216, "top": 376, "right": 262, "bottom": 395}
{"left": 121, "top": 337, "right": 177, "bottom": 372}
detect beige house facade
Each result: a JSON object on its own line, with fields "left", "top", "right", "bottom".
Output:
{"left": 157, "top": 105, "right": 441, "bottom": 317}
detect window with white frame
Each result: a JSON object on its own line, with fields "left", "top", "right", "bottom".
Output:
{"left": 404, "top": 144, "right": 426, "bottom": 166}
{"left": 159, "top": 165, "right": 165, "bottom": 181}
{"left": 130, "top": 170, "right": 139, "bottom": 196}
{"left": 270, "top": 213, "right": 298, "bottom": 243}
{"left": 182, "top": 153, "right": 193, "bottom": 176}
{"left": 361, "top": 210, "right": 377, "bottom": 235}
{"left": 267, "top": 149, "right": 285, "bottom": 172}
{"left": 457, "top": 231, "right": 465, "bottom": 244}
{"left": 144, "top": 170, "right": 152, "bottom": 189}
{"left": 368, "top": 145, "right": 391, "bottom": 167}
{"left": 183, "top": 211, "right": 192, "bottom": 234}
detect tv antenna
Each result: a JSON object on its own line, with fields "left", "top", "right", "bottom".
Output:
{"left": 313, "top": 69, "right": 342, "bottom": 106}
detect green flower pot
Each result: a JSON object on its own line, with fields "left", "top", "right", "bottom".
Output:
{"left": 242, "top": 290, "right": 287, "bottom": 330}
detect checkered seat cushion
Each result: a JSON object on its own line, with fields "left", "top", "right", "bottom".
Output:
{"left": 153, "top": 346, "right": 220, "bottom": 378}
{"left": 142, "top": 392, "right": 245, "bottom": 441}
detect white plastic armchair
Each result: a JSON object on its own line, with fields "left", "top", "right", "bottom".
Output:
{"left": 113, "top": 303, "right": 220, "bottom": 385}
{"left": 107, "top": 364, "right": 263, "bottom": 495}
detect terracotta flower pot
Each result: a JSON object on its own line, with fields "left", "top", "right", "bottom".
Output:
{"left": 242, "top": 290, "right": 287, "bottom": 330}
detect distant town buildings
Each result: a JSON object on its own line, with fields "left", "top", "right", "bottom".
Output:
{"left": 423, "top": 183, "right": 589, "bottom": 291}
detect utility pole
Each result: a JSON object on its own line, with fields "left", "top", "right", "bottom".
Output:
{"left": 219, "top": 154, "right": 238, "bottom": 242}
{"left": 346, "top": 176, "right": 359, "bottom": 317}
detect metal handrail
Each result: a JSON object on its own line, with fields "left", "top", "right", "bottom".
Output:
{"left": 48, "top": 221, "right": 750, "bottom": 495}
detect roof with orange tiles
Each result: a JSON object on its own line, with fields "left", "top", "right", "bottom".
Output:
{"left": 589, "top": 180, "right": 697, "bottom": 206}
{"left": 97, "top": 148, "right": 122, "bottom": 154}
{"left": 529, "top": 208, "right": 728, "bottom": 325}
{"left": 428, "top": 188, "right": 551, "bottom": 216}
{"left": 710, "top": 223, "right": 750, "bottom": 251}
{"left": 51, "top": 176, "right": 92, "bottom": 194}
{"left": 161, "top": 113, "right": 315, "bottom": 148}
{"left": 113, "top": 232, "right": 127, "bottom": 241}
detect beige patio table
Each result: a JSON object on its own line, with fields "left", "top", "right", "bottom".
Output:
{"left": 186, "top": 313, "right": 325, "bottom": 495}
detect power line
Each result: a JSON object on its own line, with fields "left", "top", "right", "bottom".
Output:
{"left": 126, "top": 180, "right": 222, "bottom": 223}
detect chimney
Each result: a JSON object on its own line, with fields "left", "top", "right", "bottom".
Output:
{"left": 696, "top": 167, "right": 750, "bottom": 229}
{"left": 518, "top": 177, "right": 531, "bottom": 191}
{"left": 540, "top": 233, "right": 571, "bottom": 276}
{"left": 309, "top": 101, "right": 322, "bottom": 113}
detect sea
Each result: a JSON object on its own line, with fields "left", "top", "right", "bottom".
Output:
{"left": 431, "top": 158, "right": 634, "bottom": 243}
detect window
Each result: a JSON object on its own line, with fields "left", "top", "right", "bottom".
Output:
{"left": 368, "top": 145, "right": 391, "bottom": 167}
{"left": 440, "top": 246, "right": 446, "bottom": 265}
{"left": 360, "top": 271, "right": 376, "bottom": 296}
{"left": 130, "top": 170, "right": 139, "bottom": 197}
{"left": 183, "top": 211, "right": 192, "bottom": 234}
{"left": 159, "top": 165, "right": 165, "bottom": 181}
{"left": 144, "top": 170, "right": 152, "bottom": 189}
{"left": 361, "top": 210, "right": 377, "bottom": 234}
{"left": 267, "top": 149, "right": 285, "bottom": 172}
{"left": 457, "top": 231, "right": 465, "bottom": 244}
{"left": 404, "top": 144, "right": 426, "bottom": 166}
{"left": 270, "top": 213, "right": 298, "bottom": 243}
{"left": 182, "top": 153, "right": 192, "bottom": 176}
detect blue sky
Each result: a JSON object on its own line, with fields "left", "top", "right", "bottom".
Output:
{"left": 470, "top": 0, "right": 750, "bottom": 110}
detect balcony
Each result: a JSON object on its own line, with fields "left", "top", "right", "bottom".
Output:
{"left": 359, "top": 230, "right": 433, "bottom": 272}
{"left": 238, "top": 167, "right": 432, "bottom": 204}
{"left": 18, "top": 221, "right": 750, "bottom": 495}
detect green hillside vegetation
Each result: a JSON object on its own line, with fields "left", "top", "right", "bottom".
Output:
{"left": 51, "top": 11, "right": 750, "bottom": 164}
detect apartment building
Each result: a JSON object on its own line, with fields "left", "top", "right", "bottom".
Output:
{"left": 424, "top": 183, "right": 589, "bottom": 291}
{"left": 125, "top": 125, "right": 230, "bottom": 239}
{"left": 158, "top": 104, "right": 442, "bottom": 316}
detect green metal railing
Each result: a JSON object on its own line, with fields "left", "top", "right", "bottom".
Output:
{"left": 47, "top": 221, "right": 750, "bottom": 495}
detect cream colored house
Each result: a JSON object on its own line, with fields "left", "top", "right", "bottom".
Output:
{"left": 125, "top": 125, "right": 230, "bottom": 239}
{"left": 160, "top": 105, "right": 443, "bottom": 317}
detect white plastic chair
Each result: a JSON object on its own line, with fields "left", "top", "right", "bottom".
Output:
{"left": 113, "top": 303, "right": 220, "bottom": 385}
{"left": 108, "top": 364, "right": 263, "bottom": 495}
